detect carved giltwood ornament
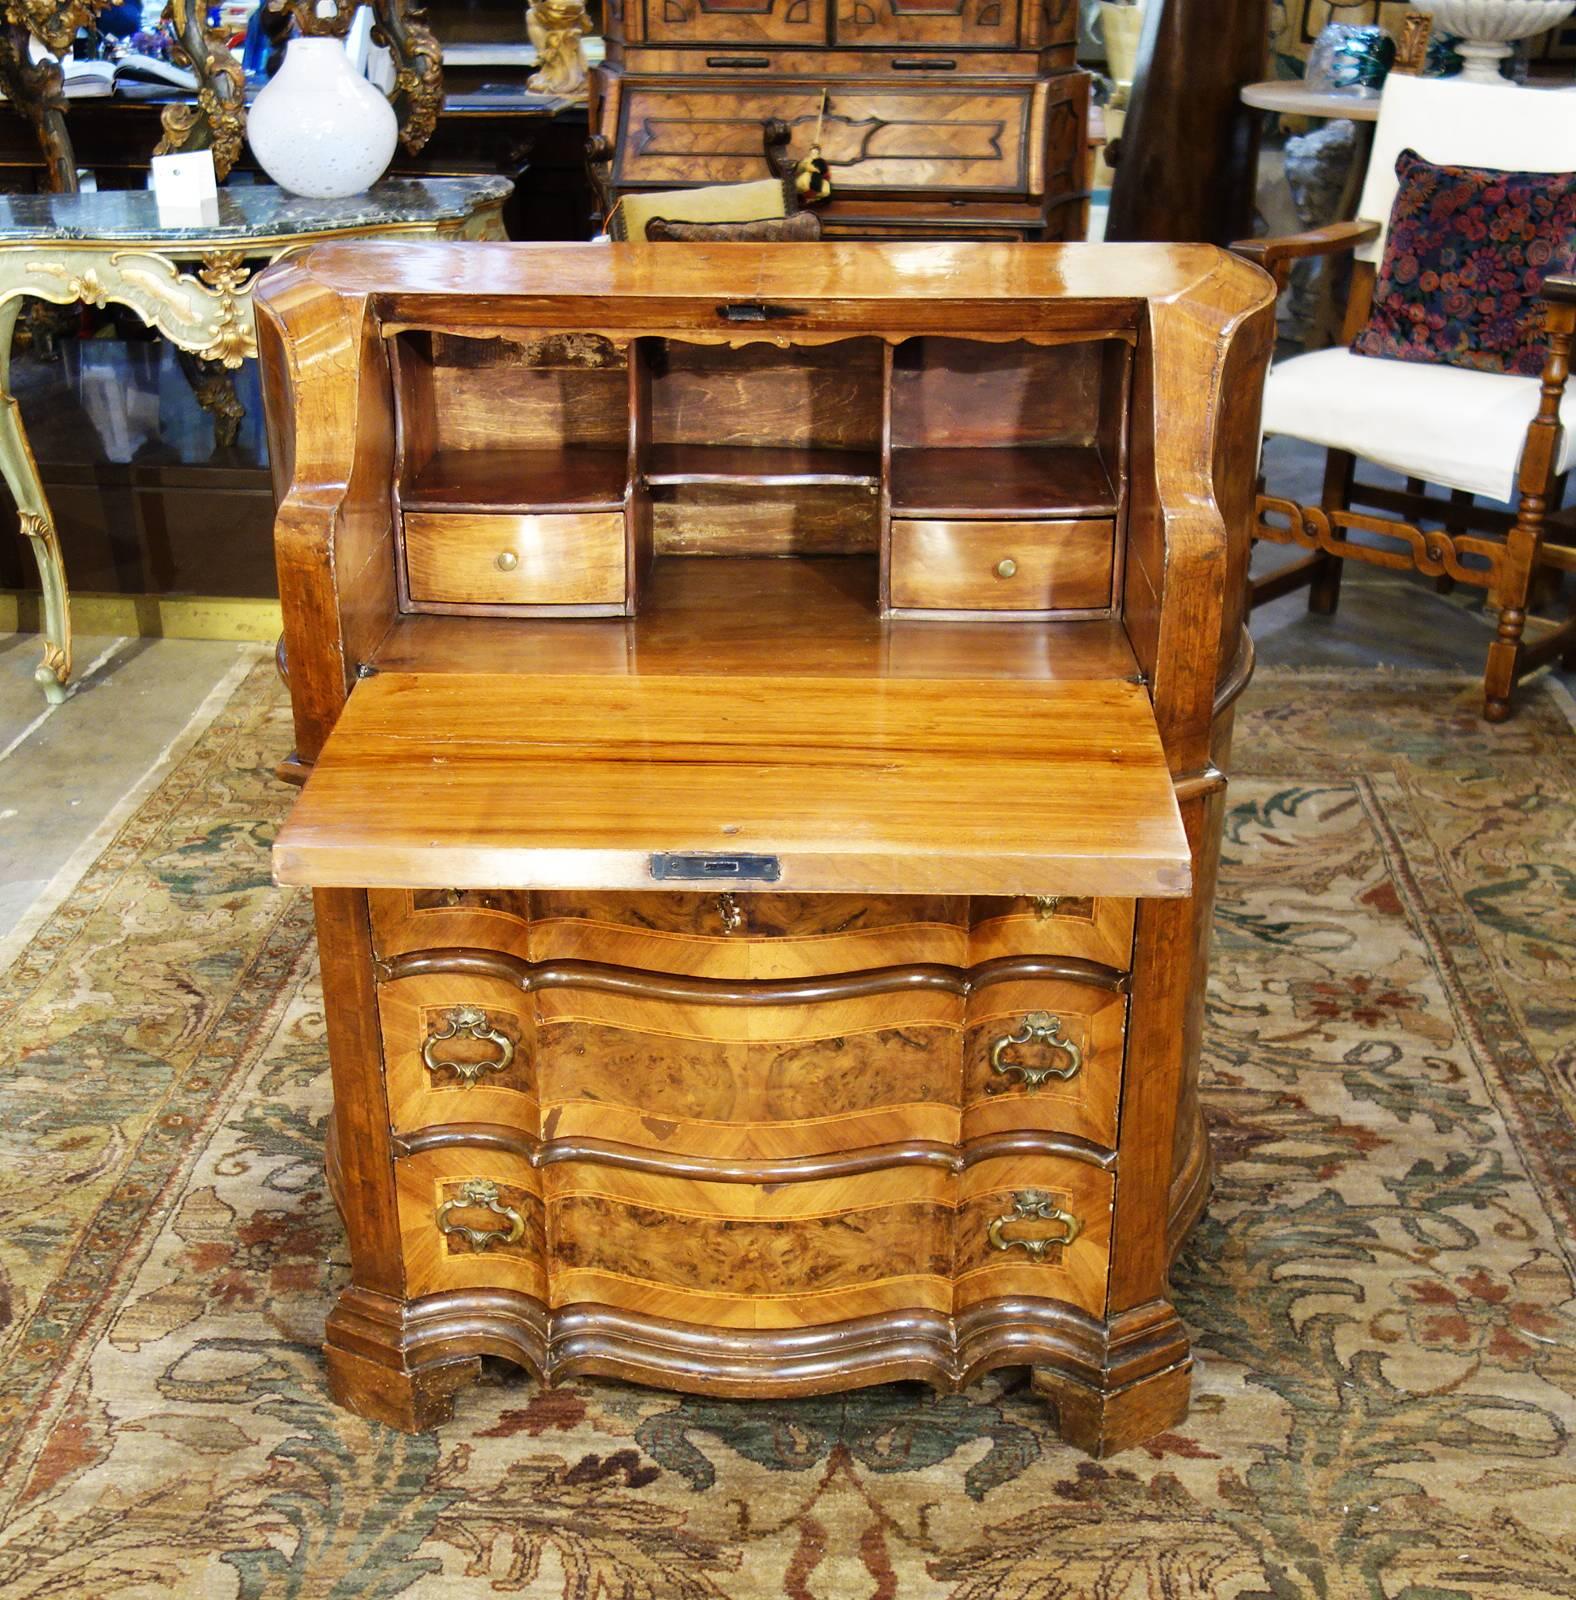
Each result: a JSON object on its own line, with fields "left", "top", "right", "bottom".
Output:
{"left": 157, "top": 0, "right": 248, "bottom": 179}
{"left": 526, "top": 0, "right": 589, "bottom": 97}
{"left": 17, "top": 248, "right": 259, "bottom": 366}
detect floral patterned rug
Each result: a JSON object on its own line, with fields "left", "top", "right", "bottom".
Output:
{"left": 0, "top": 661, "right": 1573, "bottom": 1599}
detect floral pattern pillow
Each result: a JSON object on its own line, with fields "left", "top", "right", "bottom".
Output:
{"left": 1352, "top": 148, "right": 1576, "bottom": 376}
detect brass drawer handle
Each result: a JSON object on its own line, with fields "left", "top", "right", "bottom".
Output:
{"left": 995, "top": 557, "right": 1017, "bottom": 579}
{"left": 436, "top": 1179, "right": 525, "bottom": 1252}
{"left": 422, "top": 1004, "right": 515, "bottom": 1084}
{"left": 988, "top": 1189, "right": 1082, "bottom": 1258}
{"left": 495, "top": 550, "right": 519, "bottom": 572}
{"left": 987, "top": 1010, "right": 1081, "bottom": 1091}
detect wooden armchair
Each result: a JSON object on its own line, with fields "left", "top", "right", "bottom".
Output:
{"left": 1233, "top": 73, "right": 1576, "bottom": 721}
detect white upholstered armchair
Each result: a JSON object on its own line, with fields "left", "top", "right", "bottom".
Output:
{"left": 1234, "top": 72, "right": 1576, "bottom": 721}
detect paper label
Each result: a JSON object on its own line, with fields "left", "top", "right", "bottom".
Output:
{"left": 150, "top": 151, "right": 220, "bottom": 227}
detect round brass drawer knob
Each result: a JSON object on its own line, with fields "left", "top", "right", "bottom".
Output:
{"left": 995, "top": 557, "right": 1018, "bottom": 579}
{"left": 496, "top": 550, "right": 520, "bottom": 572}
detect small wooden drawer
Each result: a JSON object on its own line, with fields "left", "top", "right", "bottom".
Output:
{"left": 888, "top": 518, "right": 1115, "bottom": 615}
{"left": 530, "top": 890, "right": 967, "bottom": 977}
{"left": 955, "top": 1154, "right": 1113, "bottom": 1315}
{"left": 834, "top": 0, "right": 1017, "bottom": 50}
{"left": 968, "top": 896, "right": 1134, "bottom": 970}
{"left": 371, "top": 888, "right": 535, "bottom": 963}
{"left": 396, "top": 1146, "right": 546, "bottom": 1300}
{"left": 535, "top": 982, "right": 963, "bottom": 1156}
{"left": 962, "top": 978, "right": 1126, "bottom": 1148}
{"left": 543, "top": 1160, "right": 958, "bottom": 1326}
{"left": 381, "top": 974, "right": 537, "bottom": 1135}
{"left": 403, "top": 511, "right": 627, "bottom": 611}
{"left": 645, "top": 0, "right": 828, "bottom": 47}
{"left": 369, "top": 888, "right": 968, "bottom": 978}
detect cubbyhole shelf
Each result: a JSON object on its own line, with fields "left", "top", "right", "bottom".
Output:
{"left": 888, "top": 446, "right": 1117, "bottom": 520}
{"left": 384, "top": 325, "right": 1132, "bottom": 619}
{"left": 405, "top": 447, "right": 629, "bottom": 513}
{"left": 392, "top": 329, "right": 632, "bottom": 516}
{"left": 887, "top": 336, "right": 1129, "bottom": 520}
{"left": 645, "top": 444, "right": 882, "bottom": 489}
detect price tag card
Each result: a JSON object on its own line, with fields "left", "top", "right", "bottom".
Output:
{"left": 150, "top": 151, "right": 220, "bottom": 228}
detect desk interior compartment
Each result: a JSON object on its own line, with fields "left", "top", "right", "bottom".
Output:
{"left": 884, "top": 334, "right": 1130, "bottom": 619}
{"left": 643, "top": 337, "right": 885, "bottom": 557}
{"left": 391, "top": 329, "right": 638, "bottom": 616}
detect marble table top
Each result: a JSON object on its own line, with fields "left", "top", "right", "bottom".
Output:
{"left": 0, "top": 176, "right": 514, "bottom": 244}
{"left": 1239, "top": 80, "right": 1383, "bottom": 121}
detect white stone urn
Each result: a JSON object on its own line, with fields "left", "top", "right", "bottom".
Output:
{"left": 248, "top": 36, "right": 399, "bottom": 200}
{"left": 1425, "top": 0, "right": 1576, "bottom": 82}
{"left": 1097, "top": 0, "right": 1147, "bottom": 89}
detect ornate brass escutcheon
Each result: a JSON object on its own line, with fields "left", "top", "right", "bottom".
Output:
{"left": 435, "top": 1179, "right": 526, "bottom": 1252}
{"left": 987, "top": 1189, "right": 1082, "bottom": 1258}
{"left": 716, "top": 892, "right": 745, "bottom": 933}
{"left": 1031, "top": 895, "right": 1062, "bottom": 919}
{"left": 987, "top": 1011, "right": 1082, "bottom": 1091}
{"left": 422, "top": 1005, "right": 515, "bottom": 1084}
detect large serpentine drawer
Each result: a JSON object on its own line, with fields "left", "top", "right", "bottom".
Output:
{"left": 378, "top": 964, "right": 1128, "bottom": 1153}
{"left": 394, "top": 1145, "right": 1114, "bottom": 1323}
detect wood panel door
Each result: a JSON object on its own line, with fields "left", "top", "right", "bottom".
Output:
{"left": 833, "top": 0, "right": 1018, "bottom": 51}
{"left": 644, "top": 0, "right": 828, "bottom": 45}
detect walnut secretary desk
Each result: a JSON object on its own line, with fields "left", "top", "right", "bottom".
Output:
{"left": 255, "top": 241, "right": 1276, "bottom": 1457}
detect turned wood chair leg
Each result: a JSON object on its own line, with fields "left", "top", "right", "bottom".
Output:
{"left": 1309, "top": 448, "right": 1354, "bottom": 616}
{"left": 1485, "top": 298, "right": 1573, "bottom": 720}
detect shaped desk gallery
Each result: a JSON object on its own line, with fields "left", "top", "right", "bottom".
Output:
{"left": 256, "top": 241, "right": 1276, "bottom": 1456}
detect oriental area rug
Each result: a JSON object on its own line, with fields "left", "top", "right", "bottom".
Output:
{"left": 0, "top": 660, "right": 1573, "bottom": 1599}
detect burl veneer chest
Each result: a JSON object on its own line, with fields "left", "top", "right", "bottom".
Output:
{"left": 589, "top": 0, "right": 1088, "bottom": 240}
{"left": 256, "top": 241, "right": 1275, "bottom": 1456}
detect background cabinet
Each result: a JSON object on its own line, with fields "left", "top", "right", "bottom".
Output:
{"left": 592, "top": 0, "right": 1089, "bottom": 239}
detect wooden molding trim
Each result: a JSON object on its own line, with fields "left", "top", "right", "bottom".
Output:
{"left": 1166, "top": 1100, "right": 1213, "bottom": 1265}
{"left": 393, "top": 1124, "right": 1121, "bottom": 1177}
{"left": 325, "top": 1284, "right": 1191, "bottom": 1403}
{"left": 375, "top": 949, "right": 1131, "bottom": 999}
{"left": 0, "top": 588, "right": 283, "bottom": 643}
{"left": 1212, "top": 624, "right": 1254, "bottom": 719}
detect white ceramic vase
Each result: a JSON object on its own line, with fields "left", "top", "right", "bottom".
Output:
{"left": 248, "top": 37, "right": 399, "bottom": 200}
{"left": 1424, "top": 0, "right": 1576, "bottom": 82}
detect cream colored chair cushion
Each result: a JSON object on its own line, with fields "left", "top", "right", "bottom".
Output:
{"left": 614, "top": 178, "right": 792, "bottom": 242}
{"left": 1262, "top": 347, "right": 1576, "bottom": 503}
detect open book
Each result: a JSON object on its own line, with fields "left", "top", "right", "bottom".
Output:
{"left": 61, "top": 53, "right": 198, "bottom": 99}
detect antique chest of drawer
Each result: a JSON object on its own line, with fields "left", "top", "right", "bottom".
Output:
{"left": 256, "top": 242, "right": 1276, "bottom": 1457}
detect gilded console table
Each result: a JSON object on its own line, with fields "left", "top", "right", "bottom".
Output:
{"left": 257, "top": 241, "right": 1275, "bottom": 1456}
{"left": 0, "top": 177, "right": 509, "bottom": 703}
